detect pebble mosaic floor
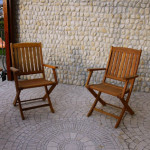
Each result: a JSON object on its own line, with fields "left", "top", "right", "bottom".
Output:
{"left": 0, "top": 81, "right": 150, "bottom": 150}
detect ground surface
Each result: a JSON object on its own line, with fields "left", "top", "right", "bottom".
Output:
{"left": 0, "top": 81, "right": 150, "bottom": 150}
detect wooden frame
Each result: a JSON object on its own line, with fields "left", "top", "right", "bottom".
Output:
{"left": 86, "top": 46, "right": 142, "bottom": 128}
{"left": 10, "top": 42, "right": 58, "bottom": 119}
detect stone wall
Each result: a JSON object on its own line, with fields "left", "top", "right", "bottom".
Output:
{"left": 13, "top": 0, "right": 150, "bottom": 92}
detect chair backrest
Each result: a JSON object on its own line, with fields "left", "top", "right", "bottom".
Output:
{"left": 104, "top": 47, "right": 142, "bottom": 82}
{"left": 10, "top": 43, "right": 44, "bottom": 75}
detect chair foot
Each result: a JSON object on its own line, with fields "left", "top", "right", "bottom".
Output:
{"left": 87, "top": 111, "right": 92, "bottom": 117}
{"left": 87, "top": 99, "right": 99, "bottom": 117}
{"left": 51, "top": 108, "right": 55, "bottom": 113}
{"left": 21, "top": 114, "right": 25, "bottom": 120}
{"left": 13, "top": 94, "right": 18, "bottom": 106}
{"left": 48, "top": 97, "right": 55, "bottom": 113}
{"left": 13, "top": 101, "right": 17, "bottom": 106}
{"left": 130, "top": 111, "right": 134, "bottom": 115}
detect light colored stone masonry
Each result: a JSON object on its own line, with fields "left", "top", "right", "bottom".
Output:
{"left": 13, "top": 0, "right": 150, "bottom": 92}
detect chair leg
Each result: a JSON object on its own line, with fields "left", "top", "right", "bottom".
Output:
{"left": 43, "top": 84, "right": 56, "bottom": 101}
{"left": 115, "top": 108, "right": 126, "bottom": 128}
{"left": 87, "top": 92, "right": 101, "bottom": 117}
{"left": 115, "top": 94, "right": 134, "bottom": 128}
{"left": 13, "top": 93, "right": 18, "bottom": 106}
{"left": 87, "top": 88, "right": 106, "bottom": 106}
{"left": 119, "top": 98, "right": 134, "bottom": 115}
{"left": 16, "top": 90, "right": 25, "bottom": 120}
{"left": 44, "top": 86, "right": 55, "bottom": 113}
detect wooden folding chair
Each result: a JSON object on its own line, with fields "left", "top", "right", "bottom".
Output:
{"left": 86, "top": 47, "right": 142, "bottom": 128}
{"left": 10, "top": 43, "right": 58, "bottom": 120}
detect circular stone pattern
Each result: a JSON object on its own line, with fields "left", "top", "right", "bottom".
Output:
{"left": 47, "top": 132, "right": 94, "bottom": 150}
{"left": 3, "top": 119, "right": 124, "bottom": 150}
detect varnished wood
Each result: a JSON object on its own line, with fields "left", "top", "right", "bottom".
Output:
{"left": 111, "top": 51, "right": 119, "bottom": 76}
{"left": 45, "top": 86, "right": 55, "bottom": 113}
{"left": 87, "top": 92, "right": 101, "bottom": 117}
{"left": 33, "top": 46, "right": 38, "bottom": 71}
{"left": 94, "top": 108, "right": 120, "bottom": 119}
{"left": 43, "top": 84, "right": 57, "bottom": 100}
{"left": 18, "top": 78, "right": 55, "bottom": 89}
{"left": 123, "top": 75, "right": 138, "bottom": 80}
{"left": 23, "top": 104, "right": 50, "bottom": 111}
{"left": 29, "top": 47, "right": 34, "bottom": 72}
{"left": 85, "top": 71, "right": 93, "bottom": 86}
{"left": 114, "top": 52, "right": 122, "bottom": 76}
{"left": 16, "top": 97, "right": 44, "bottom": 103}
{"left": 105, "top": 102, "right": 122, "bottom": 110}
{"left": 118, "top": 52, "right": 126, "bottom": 77}
{"left": 17, "top": 90, "right": 25, "bottom": 120}
{"left": 125, "top": 54, "right": 134, "bottom": 76}
{"left": 87, "top": 68, "right": 106, "bottom": 71}
{"left": 86, "top": 88, "right": 106, "bottom": 106}
{"left": 88, "top": 83, "right": 129, "bottom": 97}
{"left": 43, "top": 64, "right": 58, "bottom": 69}
{"left": 10, "top": 42, "right": 58, "bottom": 119}
{"left": 86, "top": 46, "right": 142, "bottom": 128}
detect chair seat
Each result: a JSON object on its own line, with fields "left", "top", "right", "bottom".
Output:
{"left": 87, "top": 83, "right": 129, "bottom": 97}
{"left": 18, "top": 78, "right": 55, "bottom": 89}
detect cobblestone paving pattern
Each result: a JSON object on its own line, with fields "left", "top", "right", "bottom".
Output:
{"left": 0, "top": 81, "right": 150, "bottom": 150}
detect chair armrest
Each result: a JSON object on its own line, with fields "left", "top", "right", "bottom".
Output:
{"left": 10, "top": 67, "right": 19, "bottom": 73}
{"left": 43, "top": 64, "right": 58, "bottom": 69}
{"left": 43, "top": 64, "right": 58, "bottom": 84}
{"left": 87, "top": 68, "right": 106, "bottom": 71}
{"left": 123, "top": 75, "right": 138, "bottom": 80}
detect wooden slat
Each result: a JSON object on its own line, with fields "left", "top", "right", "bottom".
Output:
{"left": 107, "top": 51, "right": 116, "bottom": 75}
{"left": 21, "top": 47, "right": 27, "bottom": 73}
{"left": 29, "top": 47, "right": 34, "bottom": 72}
{"left": 25, "top": 47, "right": 30, "bottom": 72}
{"left": 18, "top": 47, "right": 23, "bottom": 71}
{"left": 94, "top": 107, "right": 119, "bottom": 119}
{"left": 130, "top": 54, "right": 137, "bottom": 76}
{"left": 125, "top": 53, "right": 134, "bottom": 76}
{"left": 33, "top": 46, "right": 38, "bottom": 71}
{"left": 133, "top": 55, "right": 140, "bottom": 75}
{"left": 105, "top": 102, "right": 122, "bottom": 109}
{"left": 89, "top": 82, "right": 128, "bottom": 97}
{"left": 118, "top": 52, "right": 126, "bottom": 77}
{"left": 115, "top": 52, "right": 122, "bottom": 77}
{"left": 106, "top": 75, "right": 125, "bottom": 81}
{"left": 40, "top": 44, "right": 44, "bottom": 66}
{"left": 103, "top": 46, "right": 113, "bottom": 82}
{"left": 18, "top": 78, "right": 54, "bottom": 89}
{"left": 112, "top": 47, "right": 142, "bottom": 54}
{"left": 14, "top": 48, "right": 18, "bottom": 69}
{"left": 121, "top": 53, "right": 130, "bottom": 77}
{"left": 17, "top": 97, "right": 43, "bottom": 103}
{"left": 86, "top": 71, "right": 93, "bottom": 86}
{"left": 23, "top": 104, "right": 50, "bottom": 111}
{"left": 12, "top": 43, "right": 41, "bottom": 48}
{"left": 18, "top": 70, "right": 43, "bottom": 76}
{"left": 37, "top": 46, "right": 42, "bottom": 71}
{"left": 111, "top": 51, "right": 119, "bottom": 76}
